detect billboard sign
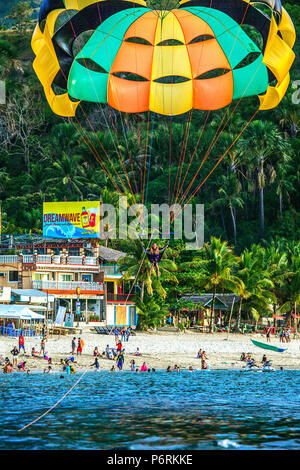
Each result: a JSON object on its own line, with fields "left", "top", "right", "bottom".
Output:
{"left": 43, "top": 201, "right": 101, "bottom": 239}
{"left": 55, "top": 306, "right": 66, "bottom": 326}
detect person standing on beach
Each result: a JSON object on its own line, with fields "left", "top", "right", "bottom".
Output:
{"left": 19, "top": 333, "right": 26, "bottom": 355}
{"left": 40, "top": 338, "right": 46, "bottom": 356}
{"left": 126, "top": 327, "right": 131, "bottom": 342}
{"left": 117, "top": 351, "right": 124, "bottom": 370}
{"left": 77, "top": 337, "right": 84, "bottom": 355}
{"left": 120, "top": 327, "right": 126, "bottom": 342}
{"left": 201, "top": 351, "right": 208, "bottom": 370}
{"left": 11, "top": 346, "right": 19, "bottom": 367}
{"left": 266, "top": 327, "right": 271, "bottom": 343}
{"left": 71, "top": 337, "right": 76, "bottom": 355}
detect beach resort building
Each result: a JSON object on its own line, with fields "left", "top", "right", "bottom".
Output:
{"left": 179, "top": 294, "right": 240, "bottom": 331}
{"left": 0, "top": 237, "right": 137, "bottom": 329}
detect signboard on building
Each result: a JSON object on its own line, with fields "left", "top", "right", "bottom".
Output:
{"left": 55, "top": 306, "right": 66, "bottom": 326}
{"left": 64, "top": 313, "right": 74, "bottom": 327}
{"left": 43, "top": 201, "right": 101, "bottom": 239}
{"left": 76, "top": 301, "right": 81, "bottom": 316}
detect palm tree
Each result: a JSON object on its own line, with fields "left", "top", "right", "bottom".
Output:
{"left": 236, "top": 248, "right": 275, "bottom": 331}
{"left": 117, "top": 238, "right": 177, "bottom": 302}
{"left": 191, "top": 237, "right": 240, "bottom": 332}
{"left": 212, "top": 174, "right": 244, "bottom": 245}
{"left": 279, "top": 252, "right": 300, "bottom": 332}
{"left": 240, "top": 120, "right": 287, "bottom": 240}
{"left": 47, "top": 152, "right": 87, "bottom": 199}
{"left": 135, "top": 297, "right": 169, "bottom": 330}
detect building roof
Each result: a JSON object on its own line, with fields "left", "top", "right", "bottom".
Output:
{"left": 98, "top": 246, "right": 125, "bottom": 262}
{"left": 11, "top": 289, "right": 55, "bottom": 303}
{"left": 11, "top": 289, "right": 49, "bottom": 297}
{"left": 180, "top": 294, "right": 240, "bottom": 310}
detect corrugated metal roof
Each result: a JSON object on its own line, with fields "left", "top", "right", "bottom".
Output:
{"left": 98, "top": 246, "right": 125, "bottom": 262}
{"left": 180, "top": 294, "right": 240, "bottom": 309}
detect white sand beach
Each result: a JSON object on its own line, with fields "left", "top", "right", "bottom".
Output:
{"left": 1, "top": 327, "right": 299, "bottom": 372}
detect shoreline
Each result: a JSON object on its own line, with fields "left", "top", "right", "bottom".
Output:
{"left": 1, "top": 328, "right": 299, "bottom": 373}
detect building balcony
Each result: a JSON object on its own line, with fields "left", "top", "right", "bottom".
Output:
{"left": 32, "top": 280, "right": 104, "bottom": 295}
{"left": 107, "top": 293, "right": 135, "bottom": 303}
{"left": 0, "top": 255, "right": 19, "bottom": 264}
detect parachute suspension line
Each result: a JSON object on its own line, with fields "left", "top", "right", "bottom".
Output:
{"left": 176, "top": 108, "right": 259, "bottom": 219}
{"left": 18, "top": 369, "right": 89, "bottom": 432}
{"left": 129, "top": 13, "right": 143, "bottom": 195}
{"left": 76, "top": 106, "right": 135, "bottom": 198}
{"left": 124, "top": 233, "right": 153, "bottom": 303}
{"left": 145, "top": 113, "right": 156, "bottom": 206}
{"left": 171, "top": 2, "right": 212, "bottom": 207}
{"left": 178, "top": 104, "right": 232, "bottom": 204}
{"left": 94, "top": 4, "right": 139, "bottom": 199}
{"left": 173, "top": 109, "right": 194, "bottom": 206}
{"left": 177, "top": 54, "right": 264, "bottom": 211}
{"left": 173, "top": 111, "right": 210, "bottom": 207}
{"left": 65, "top": 9, "right": 137, "bottom": 203}
{"left": 168, "top": 14, "right": 175, "bottom": 206}
{"left": 175, "top": 0, "right": 261, "bottom": 212}
{"left": 168, "top": 116, "right": 173, "bottom": 205}
{"left": 171, "top": 110, "right": 192, "bottom": 205}
{"left": 142, "top": 111, "right": 151, "bottom": 206}
{"left": 70, "top": 118, "right": 124, "bottom": 195}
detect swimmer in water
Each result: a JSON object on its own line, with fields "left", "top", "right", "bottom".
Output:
{"left": 189, "top": 366, "right": 194, "bottom": 372}
{"left": 90, "top": 357, "right": 100, "bottom": 370}
{"left": 166, "top": 366, "right": 172, "bottom": 372}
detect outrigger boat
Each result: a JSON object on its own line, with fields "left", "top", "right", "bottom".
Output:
{"left": 251, "top": 338, "right": 287, "bottom": 353}
{"left": 244, "top": 363, "right": 275, "bottom": 372}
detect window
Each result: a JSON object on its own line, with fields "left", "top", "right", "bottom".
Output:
{"left": 82, "top": 274, "right": 92, "bottom": 282}
{"left": 33, "top": 273, "right": 50, "bottom": 281}
{"left": 59, "top": 274, "right": 73, "bottom": 282}
{"left": 8, "top": 271, "right": 18, "bottom": 282}
{"left": 68, "top": 248, "right": 80, "bottom": 256}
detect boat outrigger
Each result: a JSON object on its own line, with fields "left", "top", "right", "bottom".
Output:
{"left": 251, "top": 338, "right": 287, "bottom": 353}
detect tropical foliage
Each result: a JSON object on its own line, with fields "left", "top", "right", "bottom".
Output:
{"left": 0, "top": 3, "right": 299, "bottom": 329}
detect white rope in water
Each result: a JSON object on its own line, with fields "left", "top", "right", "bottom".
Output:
{"left": 18, "top": 369, "right": 88, "bottom": 432}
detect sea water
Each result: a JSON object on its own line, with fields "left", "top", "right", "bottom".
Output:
{"left": 0, "top": 370, "right": 299, "bottom": 450}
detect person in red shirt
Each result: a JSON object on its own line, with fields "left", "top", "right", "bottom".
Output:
{"left": 19, "top": 334, "right": 26, "bottom": 354}
{"left": 117, "top": 340, "right": 122, "bottom": 351}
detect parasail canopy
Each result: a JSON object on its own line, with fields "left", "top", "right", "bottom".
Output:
{"left": 32, "top": 0, "right": 296, "bottom": 117}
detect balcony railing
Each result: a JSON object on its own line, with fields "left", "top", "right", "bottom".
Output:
{"left": 107, "top": 293, "right": 135, "bottom": 302}
{"left": 0, "top": 255, "right": 19, "bottom": 263}
{"left": 33, "top": 280, "right": 104, "bottom": 292}
{"left": 37, "top": 255, "right": 52, "bottom": 264}
{"left": 35, "top": 255, "right": 99, "bottom": 266}
{"left": 22, "top": 255, "right": 35, "bottom": 264}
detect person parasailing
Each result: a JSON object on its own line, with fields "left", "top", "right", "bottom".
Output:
{"left": 140, "top": 239, "right": 169, "bottom": 277}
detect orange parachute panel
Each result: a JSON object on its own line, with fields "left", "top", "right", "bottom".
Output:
{"left": 193, "top": 71, "right": 233, "bottom": 110}
{"left": 108, "top": 75, "right": 150, "bottom": 112}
